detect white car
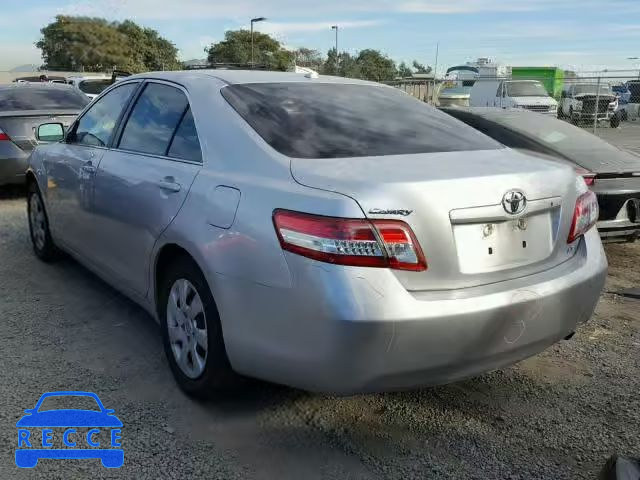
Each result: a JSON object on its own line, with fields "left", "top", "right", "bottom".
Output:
{"left": 65, "top": 75, "right": 112, "bottom": 100}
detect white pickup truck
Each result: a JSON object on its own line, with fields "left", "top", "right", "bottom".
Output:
{"left": 559, "top": 83, "right": 617, "bottom": 123}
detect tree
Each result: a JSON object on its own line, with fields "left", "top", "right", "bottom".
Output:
{"left": 36, "top": 16, "right": 180, "bottom": 72}
{"left": 117, "top": 20, "right": 181, "bottom": 71}
{"left": 206, "top": 30, "right": 293, "bottom": 71}
{"left": 322, "top": 49, "right": 359, "bottom": 78}
{"left": 356, "top": 49, "right": 396, "bottom": 82}
{"left": 412, "top": 60, "right": 432, "bottom": 74}
{"left": 294, "top": 48, "right": 323, "bottom": 70}
{"left": 397, "top": 61, "right": 413, "bottom": 78}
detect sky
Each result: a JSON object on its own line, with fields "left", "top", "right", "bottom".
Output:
{"left": 2, "top": 0, "right": 640, "bottom": 74}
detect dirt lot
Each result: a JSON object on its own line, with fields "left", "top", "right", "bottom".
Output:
{"left": 0, "top": 195, "right": 639, "bottom": 480}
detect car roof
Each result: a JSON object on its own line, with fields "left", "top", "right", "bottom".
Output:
{"left": 126, "top": 69, "right": 383, "bottom": 88}
{"left": 0, "top": 82, "right": 76, "bottom": 92}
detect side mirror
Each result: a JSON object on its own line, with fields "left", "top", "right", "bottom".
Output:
{"left": 36, "top": 123, "right": 64, "bottom": 142}
{"left": 23, "top": 409, "right": 34, "bottom": 414}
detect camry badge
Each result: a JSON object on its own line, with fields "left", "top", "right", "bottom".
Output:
{"left": 502, "top": 190, "right": 527, "bottom": 215}
{"left": 368, "top": 208, "right": 413, "bottom": 216}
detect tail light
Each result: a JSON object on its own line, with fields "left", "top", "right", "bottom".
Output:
{"left": 567, "top": 190, "right": 599, "bottom": 243}
{"left": 273, "top": 210, "right": 427, "bottom": 272}
{"left": 574, "top": 167, "right": 595, "bottom": 186}
{"left": 0, "top": 128, "right": 10, "bottom": 141}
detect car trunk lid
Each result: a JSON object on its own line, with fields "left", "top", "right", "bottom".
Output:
{"left": 0, "top": 110, "right": 78, "bottom": 152}
{"left": 291, "top": 148, "right": 580, "bottom": 291}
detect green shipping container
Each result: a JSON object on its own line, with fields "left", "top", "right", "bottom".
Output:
{"left": 511, "top": 67, "right": 565, "bottom": 100}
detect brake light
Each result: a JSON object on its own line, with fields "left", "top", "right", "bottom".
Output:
{"left": 567, "top": 190, "right": 599, "bottom": 243}
{"left": 273, "top": 210, "right": 427, "bottom": 271}
{"left": 0, "top": 128, "right": 10, "bottom": 141}
{"left": 574, "top": 167, "right": 595, "bottom": 186}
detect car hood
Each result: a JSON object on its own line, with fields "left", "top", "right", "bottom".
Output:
{"left": 511, "top": 96, "right": 558, "bottom": 105}
{"left": 16, "top": 410, "right": 123, "bottom": 427}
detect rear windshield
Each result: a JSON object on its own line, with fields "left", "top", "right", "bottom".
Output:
{"left": 0, "top": 87, "right": 89, "bottom": 110}
{"left": 78, "top": 79, "right": 111, "bottom": 95}
{"left": 221, "top": 83, "right": 501, "bottom": 158}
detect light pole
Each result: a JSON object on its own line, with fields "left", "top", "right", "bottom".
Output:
{"left": 628, "top": 57, "right": 640, "bottom": 79}
{"left": 251, "top": 17, "right": 267, "bottom": 66}
{"left": 331, "top": 25, "right": 339, "bottom": 73}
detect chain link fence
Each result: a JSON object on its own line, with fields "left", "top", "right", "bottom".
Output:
{"left": 387, "top": 70, "right": 640, "bottom": 154}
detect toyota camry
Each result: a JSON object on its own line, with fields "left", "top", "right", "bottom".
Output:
{"left": 26, "top": 70, "right": 607, "bottom": 397}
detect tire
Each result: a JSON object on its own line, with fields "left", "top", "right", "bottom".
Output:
{"left": 569, "top": 106, "right": 579, "bottom": 125}
{"left": 27, "top": 181, "right": 58, "bottom": 262}
{"left": 610, "top": 113, "right": 620, "bottom": 129}
{"left": 158, "top": 256, "right": 238, "bottom": 399}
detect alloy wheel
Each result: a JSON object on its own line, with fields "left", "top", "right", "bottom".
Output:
{"left": 166, "top": 278, "right": 208, "bottom": 379}
{"left": 29, "top": 193, "right": 47, "bottom": 251}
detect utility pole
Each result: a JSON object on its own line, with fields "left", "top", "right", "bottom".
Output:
{"left": 331, "top": 25, "right": 339, "bottom": 73}
{"left": 629, "top": 57, "right": 640, "bottom": 79}
{"left": 251, "top": 17, "right": 267, "bottom": 66}
{"left": 431, "top": 42, "right": 440, "bottom": 104}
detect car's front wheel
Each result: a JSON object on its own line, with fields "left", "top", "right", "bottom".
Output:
{"left": 27, "top": 182, "right": 58, "bottom": 262}
{"left": 158, "top": 257, "right": 238, "bottom": 399}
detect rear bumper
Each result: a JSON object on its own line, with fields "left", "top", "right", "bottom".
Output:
{"left": 216, "top": 230, "right": 607, "bottom": 394}
{"left": 0, "top": 156, "right": 28, "bottom": 186}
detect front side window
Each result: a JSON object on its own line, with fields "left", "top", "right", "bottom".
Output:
{"left": 118, "top": 83, "right": 189, "bottom": 156}
{"left": 71, "top": 83, "right": 137, "bottom": 147}
{"left": 222, "top": 83, "right": 501, "bottom": 159}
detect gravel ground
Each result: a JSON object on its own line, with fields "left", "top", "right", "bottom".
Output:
{"left": 0, "top": 194, "right": 639, "bottom": 480}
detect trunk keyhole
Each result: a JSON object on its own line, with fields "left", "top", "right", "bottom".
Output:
{"left": 488, "top": 247, "right": 493, "bottom": 255}
{"left": 522, "top": 241, "right": 527, "bottom": 249}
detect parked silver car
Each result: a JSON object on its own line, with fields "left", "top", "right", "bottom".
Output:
{"left": 27, "top": 71, "right": 607, "bottom": 397}
{"left": 0, "top": 83, "right": 89, "bottom": 186}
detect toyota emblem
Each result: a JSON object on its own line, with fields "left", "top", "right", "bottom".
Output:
{"left": 502, "top": 190, "right": 527, "bottom": 215}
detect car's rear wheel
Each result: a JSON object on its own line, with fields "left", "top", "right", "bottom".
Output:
{"left": 158, "top": 257, "right": 238, "bottom": 399}
{"left": 27, "top": 182, "right": 58, "bottom": 262}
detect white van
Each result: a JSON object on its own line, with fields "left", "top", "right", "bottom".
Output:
{"left": 470, "top": 79, "right": 558, "bottom": 115}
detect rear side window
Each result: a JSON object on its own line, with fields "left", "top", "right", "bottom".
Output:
{"left": 221, "top": 83, "right": 501, "bottom": 159}
{"left": 167, "top": 108, "right": 202, "bottom": 162}
{"left": 119, "top": 83, "right": 189, "bottom": 156}
{"left": 0, "top": 87, "right": 89, "bottom": 111}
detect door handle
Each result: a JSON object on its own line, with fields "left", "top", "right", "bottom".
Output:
{"left": 157, "top": 180, "right": 181, "bottom": 193}
{"left": 81, "top": 160, "right": 96, "bottom": 174}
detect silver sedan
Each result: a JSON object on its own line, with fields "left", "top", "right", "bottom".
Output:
{"left": 26, "top": 71, "right": 607, "bottom": 398}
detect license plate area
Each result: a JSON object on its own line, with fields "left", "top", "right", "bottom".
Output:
{"left": 453, "top": 213, "right": 554, "bottom": 274}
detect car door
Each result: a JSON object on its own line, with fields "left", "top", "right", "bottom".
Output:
{"left": 44, "top": 82, "right": 139, "bottom": 255}
{"left": 90, "top": 80, "right": 203, "bottom": 296}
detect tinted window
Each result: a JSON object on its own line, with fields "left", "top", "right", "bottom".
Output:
{"left": 222, "top": 83, "right": 501, "bottom": 159}
{"left": 119, "top": 83, "right": 188, "bottom": 156}
{"left": 168, "top": 108, "right": 202, "bottom": 162}
{"left": 0, "top": 87, "right": 89, "bottom": 110}
{"left": 72, "top": 83, "right": 137, "bottom": 147}
{"left": 78, "top": 79, "right": 111, "bottom": 95}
